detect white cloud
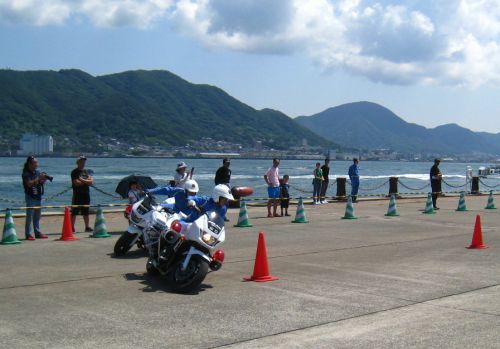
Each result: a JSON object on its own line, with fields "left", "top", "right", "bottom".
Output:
{"left": 0, "top": 0, "right": 172, "bottom": 28}
{"left": 1, "top": 0, "right": 500, "bottom": 87}
{"left": 0, "top": 0, "right": 71, "bottom": 25}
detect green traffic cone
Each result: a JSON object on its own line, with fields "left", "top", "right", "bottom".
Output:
{"left": 1, "top": 209, "right": 22, "bottom": 245}
{"left": 234, "top": 201, "right": 253, "bottom": 227}
{"left": 292, "top": 197, "right": 309, "bottom": 223}
{"left": 342, "top": 195, "right": 357, "bottom": 219}
{"left": 456, "top": 191, "right": 468, "bottom": 212}
{"left": 423, "top": 193, "right": 435, "bottom": 214}
{"left": 485, "top": 191, "right": 496, "bottom": 209}
{"left": 90, "top": 206, "right": 111, "bottom": 238}
{"left": 385, "top": 194, "right": 400, "bottom": 217}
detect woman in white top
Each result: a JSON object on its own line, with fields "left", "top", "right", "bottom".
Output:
{"left": 174, "top": 162, "right": 189, "bottom": 188}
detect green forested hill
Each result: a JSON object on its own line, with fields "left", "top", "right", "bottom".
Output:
{"left": 0, "top": 69, "right": 333, "bottom": 152}
{"left": 296, "top": 102, "right": 500, "bottom": 156}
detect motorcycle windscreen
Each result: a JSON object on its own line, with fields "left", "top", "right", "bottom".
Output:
{"left": 206, "top": 211, "right": 225, "bottom": 235}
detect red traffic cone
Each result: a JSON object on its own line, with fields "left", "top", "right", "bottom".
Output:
{"left": 467, "top": 215, "right": 487, "bottom": 249}
{"left": 243, "top": 232, "right": 278, "bottom": 282}
{"left": 57, "top": 207, "right": 79, "bottom": 241}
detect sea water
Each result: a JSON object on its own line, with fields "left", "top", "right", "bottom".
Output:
{"left": 1, "top": 157, "right": 498, "bottom": 210}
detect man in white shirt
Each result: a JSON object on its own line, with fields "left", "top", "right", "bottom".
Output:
{"left": 263, "top": 158, "right": 280, "bottom": 217}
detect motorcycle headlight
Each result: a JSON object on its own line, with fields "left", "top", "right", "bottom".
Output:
{"left": 201, "top": 232, "right": 216, "bottom": 245}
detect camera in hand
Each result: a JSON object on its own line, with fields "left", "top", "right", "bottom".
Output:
{"left": 41, "top": 172, "right": 53, "bottom": 182}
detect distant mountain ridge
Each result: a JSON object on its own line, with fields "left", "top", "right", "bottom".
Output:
{"left": 0, "top": 69, "right": 334, "bottom": 152}
{"left": 296, "top": 102, "right": 500, "bottom": 156}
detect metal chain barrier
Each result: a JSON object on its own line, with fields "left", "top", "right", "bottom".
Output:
{"left": 43, "top": 187, "right": 73, "bottom": 201}
{"left": 90, "top": 185, "right": 123, "bottom": 199}
{"left": 0, "top": 197, "right": 25, "bottom": 205}
{"left": 441, "top": 179, "right": 469, "bottom": 188}
{"left": 479, "top": 179, "right": 500, "bottom": 189}
{"left": 358, "top": 179, "right": 390, "bottom": 191}
{"left": 398, "top": 180, "right": 429, "bottom": 191}
{"left": 289, "top": 184, "right": 313, "bottom": 194}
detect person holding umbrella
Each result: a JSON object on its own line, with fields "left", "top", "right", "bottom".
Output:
{"left": 115, "top": 175, "right": 157, "bottom": 201}
{"left": 128, "top": 181, "right": 143, "bottom": 205}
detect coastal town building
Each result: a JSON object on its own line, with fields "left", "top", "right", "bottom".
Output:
{"left": 17, "top": 133, "right": 53, "bottom": 155}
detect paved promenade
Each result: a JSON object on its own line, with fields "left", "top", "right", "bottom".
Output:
{"left": 1, "top": 195, "right": 499, "bottom": 348}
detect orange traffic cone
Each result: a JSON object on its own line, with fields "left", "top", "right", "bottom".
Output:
{"left": 57, "top": 207, "right": 79, "bottom": 241}
{"left": 467, "top": 215, "right": 487, "bottom": 249}
{"left": 243, "top": 232, "right": 278, "bottom": 282}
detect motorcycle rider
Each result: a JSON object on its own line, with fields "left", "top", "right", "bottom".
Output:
{"left": 147, "top": 179, "right": 200, "bottom": 219}
{"left": 184, "top": 184, "right": 234, "bottom": 223}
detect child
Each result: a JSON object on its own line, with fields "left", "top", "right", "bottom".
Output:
{"left": 280, "top": 175, "right": 290, "bottom": 216}
{"left": 128, "top": 181, "right": 143, "bottom": 205}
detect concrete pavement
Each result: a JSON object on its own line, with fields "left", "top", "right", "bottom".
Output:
{"left": 0, "top": 195, "right": 499, "bottom": 348}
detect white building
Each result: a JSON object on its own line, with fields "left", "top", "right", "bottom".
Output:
{"left": 18, "top": 133, "right": 54, "bottom": 155}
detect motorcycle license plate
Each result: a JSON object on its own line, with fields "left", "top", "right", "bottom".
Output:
{"left": 208, "top": 221, "right": 222, "bottom": 235}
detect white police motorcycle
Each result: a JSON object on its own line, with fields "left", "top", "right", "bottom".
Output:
{"left": 117, "top": 189, "right": 228, "bottom": 293}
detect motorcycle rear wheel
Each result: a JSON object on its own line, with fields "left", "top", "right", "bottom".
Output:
{"left": 114, "top": 232, "right": 136, "bottom": 256}
{"left": 167, "top": 255, "right": 209, "bottom": 293}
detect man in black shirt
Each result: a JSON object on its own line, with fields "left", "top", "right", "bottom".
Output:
{"left": 430, "top": 159, "right": 442, "bottom": 209}
{"left": 214, "top": 158, "right": 231, "bottom": 221}
{"left": 214, "top": 158, "right": 231, "bottom": 187}
{"left": 71, "top": 156, "right": 94, "bottom": 232}
{"left": 320, "top": 159, "right": 330, "bottom": 204}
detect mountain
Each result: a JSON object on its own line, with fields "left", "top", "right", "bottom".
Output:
{"left": 0, "top": 69, "right": 335, "bottom": 152}
{"left": 296, "top": 102, "right": 500, "bottom": 156}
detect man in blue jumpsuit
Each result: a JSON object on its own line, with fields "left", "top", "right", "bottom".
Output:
{"left": 147, "top": 179, "right": 200, "bottom": 220}
{"left": 348, "top": 158, "right": 360, "bottom": 202}
{"left": 183, "top": 184, "right": 233, "bottom": 223}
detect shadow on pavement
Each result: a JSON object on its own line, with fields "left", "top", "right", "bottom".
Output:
{"left": 107, "top": 249, "right": 147, "bottom": 259}
{"left": 124, "top": 272, "right": 213, "bottom": 295}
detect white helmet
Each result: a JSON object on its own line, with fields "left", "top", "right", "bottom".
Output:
{"left": 184, "top": 179, "right": 199, "bottom": 194}
{"left": 213, "top": 184, "right": 234, "bottom": 202}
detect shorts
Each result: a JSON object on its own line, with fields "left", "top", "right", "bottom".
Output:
{"left": 71, "top": 193, "right": 90, "bottom": 216}
{"left": 267, "top": 186, "right": 280, "bottom": 199}
{"left": 280, "top": 198, "right": 289, "bottom": 208}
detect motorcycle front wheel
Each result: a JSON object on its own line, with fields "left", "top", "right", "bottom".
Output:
{"left": 114, "top": 232, "right": 137, "bottom": 256}
{"left": 167, "top": 255, "right": 209, "bottom": 293}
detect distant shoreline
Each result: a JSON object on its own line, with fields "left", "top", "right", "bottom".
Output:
{"left": 0, "top": 155, "right": 484, "bottom": 163}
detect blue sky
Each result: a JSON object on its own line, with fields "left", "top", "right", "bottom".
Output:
{"left": 1, "top": 0, "right": 499, "bottom": 133}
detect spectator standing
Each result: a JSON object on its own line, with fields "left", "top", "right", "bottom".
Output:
{"left": 348, "top": 158, "right": 360, "bottom": 202}
{"left": 174, "top": 162, "right": 189, "bottom": 188}
{"left": 264, "top": 158, "right": 280, "bottom": 217}
{"left": 214, "top": 158, "right": 232, "bottom": 221}
{"left": 71, "top": 156, "right": 94, "bottom": 232}
{"left": 430, "top": 159, "right": 442, "bottom": 210}
{"left": 280, "top": 174, "right": 290, "bottom": 216}
{"left": 320, "top": 159, "right": 330, "bottom": 204}
{"left": 214, "top": 158, "right": 231, "bottom": 187}
{"left": 312, "top": 162, "right": 324, "bottom": 204}
{"left": 22, "top": 156, "right": 49, "bottom": 240}
{"left": 128, "top": 181, "right": 143, "bottom": 205}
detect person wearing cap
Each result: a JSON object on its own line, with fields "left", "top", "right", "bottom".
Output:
{"left": 430, "top": 159, "right": 443, "bottom": 210}
{"left": 70, "top": 156, "right": 94, "bottom": 232}
{"left": 174, "top": 161, "right": 189, "bottom": 188}
{"left": 214, "top": 158, "right": 231, "bottom": 187}
{"left": 348, "top": 158, "right": 360, "bottom": 202}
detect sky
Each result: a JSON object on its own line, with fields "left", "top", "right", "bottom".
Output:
{"left": 0, "top": 0, "right": 499, "bottom": 133}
